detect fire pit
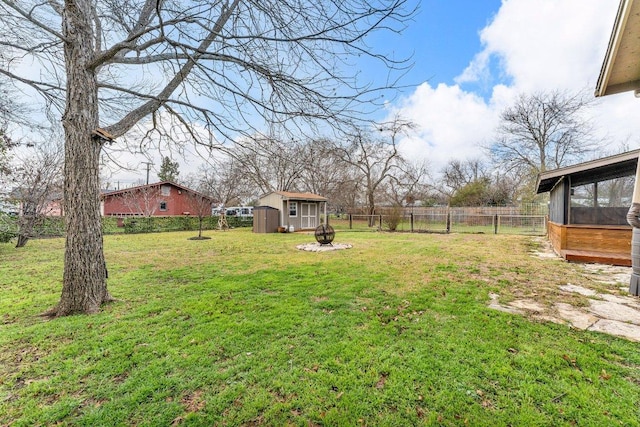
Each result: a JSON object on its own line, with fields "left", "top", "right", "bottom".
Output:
{"left": 314, "top": 224, "right": 335, "bottom": 245}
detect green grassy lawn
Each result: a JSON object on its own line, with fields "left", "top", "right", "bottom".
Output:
{"left": 1, "top": 229, "right": 639, "bottom": 426}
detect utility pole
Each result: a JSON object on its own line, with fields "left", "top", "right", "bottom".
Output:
{"left": 142, "top": 162, "right": 153, "bottom": 185}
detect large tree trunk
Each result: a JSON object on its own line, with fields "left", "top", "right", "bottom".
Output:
{"left": 367, "top": 191, "right": 376, "bottom": 227}
{"left": 15, "top": 215, "right": 34, "bottom": 248}
{"left": 52, "top": 0, "right": 111, "bottom": 316}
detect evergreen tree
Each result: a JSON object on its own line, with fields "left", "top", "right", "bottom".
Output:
{"left": 158, "top": 157, "right": 180, "bottom": 182}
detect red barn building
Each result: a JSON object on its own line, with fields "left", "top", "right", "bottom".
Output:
{"left": 102, "top": 181, "right": 214, "bottom": 217}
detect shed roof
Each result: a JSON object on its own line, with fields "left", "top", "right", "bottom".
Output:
{"left": 536, "top": 149, "right": 640, "bottom": 194}
{"left": 265, "top": 191, "right": 327, "bottom": 201}
{"left": 595, "top": 0, "right": 640, "bottom": 97}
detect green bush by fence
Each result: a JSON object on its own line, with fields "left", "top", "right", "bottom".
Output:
{"left": 121, "top": 216, "right": 252, "bottom": 234}
{"left": 0, "top": 214, "right": 17, "bottom": 242}
{"left": 0, "top": 215, "right": 254, "bottom": 241}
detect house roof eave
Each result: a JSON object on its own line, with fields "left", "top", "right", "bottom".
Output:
{"left": 596, "top": 0, "right": 640, "bottom": 97}
{"left": 101, "top": 181, "right": 215, "bottom": 202}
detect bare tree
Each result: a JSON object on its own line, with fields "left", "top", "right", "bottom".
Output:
{"left": 230, "top": 134, "right": 305, "bottom": 194}
{"left": 0, "top": 89, "right": 18, "bottom": 177}
{"left": 120, "top": 185, "right": 161, "bottom": 217}
{"left": 195, "top": 158, "right": 254, "bottom": 206}
{"left": 9, "top": 143, "right": 64, "bottom": 247}
{"left": 439, "top": 158, "right": 489, "bottom": 199}
{"left": 298, "top": 137, "right": 359, "bottom": 210}
{"left": 384, "top": 159, "right": 430, "bottom": 206}
{"left": 0, "top": 128, "right": 12, "bottom": 180}
{"left": 188, "top": 191, "right": 214, "bottom": 240}
{"left": 335, "top": 116, "right": 416, "bottom": 224}
{"left": 0, "top": 0, "right": 414, "bottom": 315}
{"left": 490, "top": 90, "right": 598, "bottom": 197}
{"left": 182, "top": 172, "right": 224, "bottom": 237}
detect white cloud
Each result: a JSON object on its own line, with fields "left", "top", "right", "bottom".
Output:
{"left": 467, "top": 0, "right": 617, "bottom": 92}
{"left": 454, "top": 50, "right": 491, "bottom": 87}
{"left": 394, "top": 83, "right": 501, "bottom": 173}
{"left": 393, "top": 0, "right": 640, "bottom": 177}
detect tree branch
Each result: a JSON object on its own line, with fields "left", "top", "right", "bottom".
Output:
{"left": 0, "top": 0, "right": 66, "bottom": 41}
{"left": 104, "top": 0, "right": 241, "bottom": 138}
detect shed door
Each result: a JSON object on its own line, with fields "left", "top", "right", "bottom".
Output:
{"left": 301, "top": 203, "right": 317, "bottom": 228}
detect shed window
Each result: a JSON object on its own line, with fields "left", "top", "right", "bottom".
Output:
{"left": 160, "top": 201, "right": 167, "bottom": 211}
{"left": 289, "top": 201, "right": 297, "bottom": 217}
{"left": 161, "top": 185, "right": 171, "bottom": 196}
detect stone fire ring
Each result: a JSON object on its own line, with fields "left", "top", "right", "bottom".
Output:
{"left": 296, "top": 243, "right": 353, "bottom": 252}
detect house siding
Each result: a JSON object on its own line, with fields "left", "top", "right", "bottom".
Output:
{"left": 102, "top": 183, "right": 212, "bottom": 217}
{"left": 287, "top": 200, "right": 302, "bottom": 230}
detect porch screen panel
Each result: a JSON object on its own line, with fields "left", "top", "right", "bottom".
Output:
{"left": 570, "top": 176, "right": 633, "bottom": 225}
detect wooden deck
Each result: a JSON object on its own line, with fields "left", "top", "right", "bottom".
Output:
{"left": 560, "top": 249, "right": 631, "bottom": 266}
{"left": 548, "top": 222, "right": 631, "bottom": 266}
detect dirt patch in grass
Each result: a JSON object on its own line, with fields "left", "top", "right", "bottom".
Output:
{"left": 181, "top": 389, "right": 206, "bottom": 413}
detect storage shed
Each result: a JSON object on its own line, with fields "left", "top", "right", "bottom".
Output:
{"left": 256, "top": 191, "right": 328, "bottom": 232}
{"left": 252, "top": 206, "right": 280, "bottom": 233}
{"left": 536, "top": 149, "right": 638, "bottom": 266}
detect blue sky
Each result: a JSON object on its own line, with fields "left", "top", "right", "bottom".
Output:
{"left": 389, "top": 1, "right": 503, "bottom": 90}
{"left": 384, "top": 0, "right": 640, "bottom": 175}
{"left": 111, "top": 0, "right": 640, "bottom": 186}
{"left": 351, "top": 1, "right": 504, "bottom": 109}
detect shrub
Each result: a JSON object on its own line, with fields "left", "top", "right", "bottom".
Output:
{"left": 383, "top": 205, "right": 404, "bottom": 231}
{"left": 0, "top": 215, "right": 254, "bottom": 238}
{"left": 0, "top": 230, "right": 15, "bottom": 243}
{"left": 121, "top": 215, "right": 253, "bottom": 234}
{"left": 0, "top": 214, "right": 18, "bottom": 242}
